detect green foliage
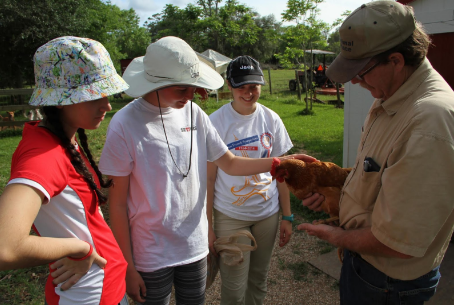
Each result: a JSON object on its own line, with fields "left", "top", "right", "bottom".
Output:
{"left": 275, "top": 0, "right": 330, "bottom": 68}
{"left": 0, "top": 0, "right": 149, "bottom": 88}
{"left": 301, "top": 108, "right": 315, "bottom": 115}
{"left": 326, "top": 10, "right": 351, "bottom": 54}
{"left": 287, "top": 261, "right": 310, "bottom": 281}
{"left": 145, "top": 0, "right": 281, "bottom": 62}
{"left": 85, "top": 2, "right": 150, "bottom": 71}
{"left": 0, "top": 0, "right": 93, "bottom": 88}
{"left": 0, "top": 266, "right": 47, "bottom": 304}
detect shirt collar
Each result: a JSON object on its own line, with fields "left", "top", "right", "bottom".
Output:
{"left": 379, "top": 58, "right": 433, "bottom": 116}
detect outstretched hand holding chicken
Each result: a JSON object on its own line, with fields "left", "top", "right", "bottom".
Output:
{"left": 270, "top": 158, "right": 351, "bottom": 224}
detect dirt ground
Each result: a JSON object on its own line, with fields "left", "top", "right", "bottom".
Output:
{"left": 203, "top": 217, "right": 340, "bottom": 305}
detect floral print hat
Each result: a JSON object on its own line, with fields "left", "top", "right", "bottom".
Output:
{"left": 29, "top": 36, "right": 129, "bottom": 106}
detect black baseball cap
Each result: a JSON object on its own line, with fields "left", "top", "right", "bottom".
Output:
{"left": 226, "top": 55, "right": 265, "bottom": 88}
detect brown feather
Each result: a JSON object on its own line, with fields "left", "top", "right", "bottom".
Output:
{"left": 271, "top": 159, "right": 351, "bottom": 218}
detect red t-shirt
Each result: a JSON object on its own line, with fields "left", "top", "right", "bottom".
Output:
{"left": 9, "top": 122, "right": 127, "bottom": 304}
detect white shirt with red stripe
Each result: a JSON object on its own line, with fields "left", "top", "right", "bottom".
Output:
{"left": 8, "top": 122, "right": 127, "bottom": 305}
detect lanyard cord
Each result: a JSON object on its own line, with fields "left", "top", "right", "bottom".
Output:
{"left": 156, "top": 91, "right": 193, "bottom": 178}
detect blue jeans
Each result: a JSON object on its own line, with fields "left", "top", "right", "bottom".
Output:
{"left": 340, "top": 250, "right": 440, "bottom": 305}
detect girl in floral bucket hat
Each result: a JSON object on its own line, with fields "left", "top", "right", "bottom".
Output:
{"left": 98, "top": 36, "right": 316, "bottom": 304}
{"left": 0, "top": 36, "right": 129, "bottom": 304}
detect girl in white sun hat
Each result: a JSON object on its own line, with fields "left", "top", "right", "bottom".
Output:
{"left": 99, "top": 36, "right": 316, "bottom": 304}
{"left": 0, "top": 36, "right": 129, "bottom": 304}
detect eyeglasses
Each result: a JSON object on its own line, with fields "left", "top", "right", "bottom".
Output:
{"left": 355, "top": 61, "right": 382, "bottom": 80}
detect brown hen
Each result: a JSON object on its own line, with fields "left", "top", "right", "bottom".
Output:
{"left": 270, "top": 158, "right": 352, "bottom": 223}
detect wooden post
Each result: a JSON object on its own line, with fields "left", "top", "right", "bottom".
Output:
{"left": 295, "top": 70, "right": 301, "bottom": 101}
{"left": 336, "top": 83, "right": 341, "bottom": 108}
{"left": 268, "top": 67, "right": 272, "bottom": 95}
{"left": 303, "top": 53, "right": 308, "bottom": 110}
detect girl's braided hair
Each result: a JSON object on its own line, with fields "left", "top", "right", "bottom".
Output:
{"left": 42, "top": 106, "right": 112, "bottom": 204}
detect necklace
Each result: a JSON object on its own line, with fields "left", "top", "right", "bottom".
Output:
{"left": 157, "top": 91, "right": 193, "bottom": 178}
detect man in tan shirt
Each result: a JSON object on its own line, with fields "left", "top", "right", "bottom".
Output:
{"left": 297, "top": 1, "right": 454, "bottom": 304}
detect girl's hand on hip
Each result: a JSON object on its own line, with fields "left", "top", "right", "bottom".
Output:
{"left": 50, "top": 249, "right": 107, "bottom": 291}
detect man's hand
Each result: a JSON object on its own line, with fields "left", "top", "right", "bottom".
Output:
{"left": 126, "top": 267, "right": 147, "bottom": 303}
{"left": 302, "top": 193, "right": 325, "bottom": 212}
{"left": 279, "top": 220, "right": 292, "bottom": 247}
{"left": 297, "top": 222, "right": 343, "bottom": 247}
{"left": 284, "top": 154, "right": 318, "bottom": 163}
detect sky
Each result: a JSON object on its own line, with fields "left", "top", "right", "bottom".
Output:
{"left": 108, "top": 0, "right": 371, "bottom": 28}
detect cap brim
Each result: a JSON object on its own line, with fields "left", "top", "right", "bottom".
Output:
{"left": 123, "top": 57, "right": 224, "bottom": 97}
{"left": 29, "top": 73, "right": 129, "bottom": 106}
{"left": 326, "top": 55, "right": 371, "bottom": 83}
{"left": 229, "top": 75, "right": 265, "bottom": 88}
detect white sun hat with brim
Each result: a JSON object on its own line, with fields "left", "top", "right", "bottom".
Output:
{"left": 29, "top": 36, "right": 129, "bottom": 106}
{"left": 123, "top": 36, "right": 224, "bottom": 97}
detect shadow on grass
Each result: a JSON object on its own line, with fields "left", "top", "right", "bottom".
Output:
{"left": 0, "top": 128, "right": 23, "bottom": 139}
{"left": 290, "top": 193, "right": 329, "bottom": 223}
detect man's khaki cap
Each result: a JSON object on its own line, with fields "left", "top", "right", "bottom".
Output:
{"left": 326, "top": 1, "right": 416, "bottom": 83}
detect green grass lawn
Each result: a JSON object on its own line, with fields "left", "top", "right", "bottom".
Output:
{"left": 0, "top": 70, "right": 344, "bottom": 303}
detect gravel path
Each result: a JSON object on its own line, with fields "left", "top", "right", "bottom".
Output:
{"left": 203, "top": 216, "right": 341, "bottom": 305}
{"left": 120, "top": 213, "right": 341, "bottom": 305}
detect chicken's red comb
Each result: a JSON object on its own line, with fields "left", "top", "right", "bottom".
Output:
{"left": 270, "top": 157, "right": 281, "bottom": 177}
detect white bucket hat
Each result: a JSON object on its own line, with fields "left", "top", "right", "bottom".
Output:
{"left": 29, "top": 36, "right": 129, "bottom": 106}
{"left": 123, "top": 36, "right": 224, "bottom": 97}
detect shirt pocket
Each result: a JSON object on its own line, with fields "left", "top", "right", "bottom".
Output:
{"left": 357, "top": 170, "right": 382, "bottom": 211}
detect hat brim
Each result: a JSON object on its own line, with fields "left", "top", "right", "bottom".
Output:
{"left": 229, "top": 75, "right": 265, "bottom": 88}
{"left": 29, "top": 73, "right": 129, "bottom": 106}
{"left": 123, "top": 57, "right": 224, "bottom": 97}
{"left": 326, "top": 55, "right": 372, "bottom": 83}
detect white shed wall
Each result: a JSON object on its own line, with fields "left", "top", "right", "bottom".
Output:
{"left": 342, "top": 83, "right": 375, "bottom": 167}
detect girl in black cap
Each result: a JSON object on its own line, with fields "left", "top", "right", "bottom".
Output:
{"left": 207, "top": 55, "right": 294, "bottom": 305}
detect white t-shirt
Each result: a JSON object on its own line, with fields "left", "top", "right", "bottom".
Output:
{"left": 209, "top": 102, "right": 293, "bottom": 221}
{"left": 99, "top": 98, "right": 228, "bottom": 272}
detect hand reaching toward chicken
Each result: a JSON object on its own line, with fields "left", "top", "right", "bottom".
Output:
{"left": 270, "top": 158, "right": 351, "bottom": 224}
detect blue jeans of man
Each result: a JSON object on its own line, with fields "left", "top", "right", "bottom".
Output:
{"left": 340, "top": 250, "right": 440, "bottom": 305}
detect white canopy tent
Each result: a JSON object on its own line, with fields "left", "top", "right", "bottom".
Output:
{"left": 196, "top": 49, "right": 231, "bottom": 74}
{"left": 196, "top": 49, "right": 231, "bottom": 101}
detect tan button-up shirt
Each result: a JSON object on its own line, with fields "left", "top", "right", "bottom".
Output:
{"left": 339, "top": 58, "right": 454, "bottom": 280}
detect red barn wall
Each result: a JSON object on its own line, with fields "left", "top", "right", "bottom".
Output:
{"left": 427, "top": 32, "right": 454, "bottom": 89}
{"left": 120, "top": 59, "right": 133, "bottom": 76}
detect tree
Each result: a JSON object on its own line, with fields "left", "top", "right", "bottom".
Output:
{"left": 326, "top": 10, "right": 351, "bottom": 55}
{"left": 145, "top": 1, "right": 263, "bottom": 59}
{"left": 243, "top": 14, "right": 282, "bottom": 63}
{"left": 84, "top": 2, "right": 150, "bottom": 71}
{"left": 277, "top": 0, "right": 329, "bottom": 111}
{"left": 0, "top": 0, "right": 93, "bottom": 88}
{"left": 277, "top": 0, "right": 329, "bottom": 68}
{"left": 146, "top": 4, "right": 205, "bottom": 51}
{"left": 0, "top": 0, "right": 150, "bottom": 88}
